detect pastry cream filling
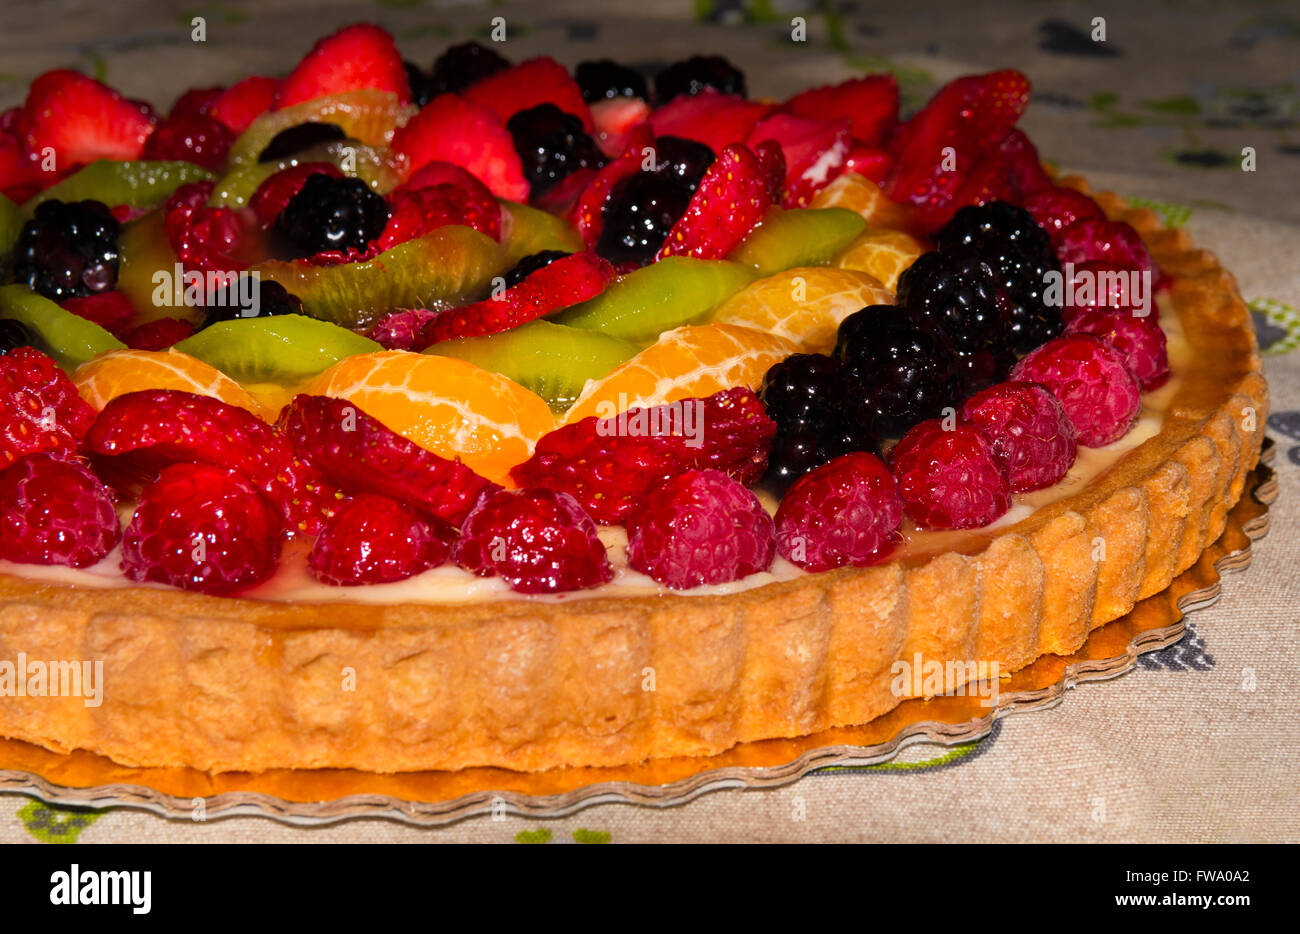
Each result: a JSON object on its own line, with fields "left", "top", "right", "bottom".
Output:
{"left": 0, "top": 297, "right": 1187, "bottom": 604}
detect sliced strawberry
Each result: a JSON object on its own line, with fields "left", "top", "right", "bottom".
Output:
{"left": 0, "top": 135, "right": 45, "bottom": 202}
{"left": 399, "top": 159, "right": 495, "bottom": 197}
{"left": 168, "top": 87, "right": 225, "bottom": 120}
{"left": 278, "top": 394, "right": 498, "bottom": 527}
{"left": 928, "top": 129, "right": 1053, "bottom": 231}
{"left": 574, "top": 122, "right": 654, "bottom": 249}
{"left": 59, "top": 291, "right": 136, "bottom": 332}
{"left": 842, "top": 144, "right": 892, "bottom": 184}
{"left": 533, "top": 165, "right": 596, "bottom": 217}
{"left": 992, "top": 128, "right": 1052, "bottom": 200}
{"left": 420, "top": 251, "right": 614, "bottom": 344}
{"left": 745, "top": 112, "right": 851, "bottom": 207}
{"left": 658, "top": 143, "right": 772, "bottom": 260}
{"left": 249, "top": 161, "right": 343, "bottom": 226}
{"left": 19, "top": 70, "right": 154, "bottom": 167}
{"left": 274, "top": 23, "right": 409, "bottom": 110}
{"left": 462, "top": 57, "right": 593, "bottom": 133}
{"left": 209, "top": 76, "right": 279, "bottom": 134}
{"left": 752, "top": 139, "right": 786, "bottom": 202}
{"left": 649, "top": 89, "right": 772, "bottom": 154}
{"left": 590, "top": 96, "right": 652, "bottom": 158}
{"left": 390, "top": 93, "right": 528, "bottom": 201}
{"left": 378, "top": 183, "right": 502, "bottom": 249}
{"left": 780, "top": 74, "right": 898, "bottom": 146}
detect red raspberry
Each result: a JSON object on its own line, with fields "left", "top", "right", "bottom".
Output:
{"left": 0, "top": 454, "right": 120, "bottom": 568}
{"left": 164, "top": 180, "right": 246, "bottom": 273}
{"left": 366, "top": 308, "right": 441, "bottom": 351}
{"left": 59, "top": 291, "right": 136, "bottom": 332}
{"left": 1011, "top": 334, "right": 1141, "bottom": 447}
{"left": 774, "top": 452, "right": 902, "bottom": 572}
{"left": 0, "top": 347, "right": 96, "bottom": 471}
{"left": 454, "top": 488, "right": 612, "bottom": 594}
{"left": 121, "top": 463, "right": 282, "bottom": 594}
{"left": 278, "top": 394, "right": 498, "bottom": 527}
{"left": 960, "top": 381, "right": 1076, "bottom": 492}
{"left": 377, "top": 183, "right": 502, "bottom": 250}
{"left": 1021, "top": 186, "right": 1105, "bottom": 246}
{"left": 167, "top": 87, "right": 225, "bottom": 121}
{"left": 399, "top": 160, "right": 499, "bottom": 197}
{"left": 118, "top": 317, "right": 195, "bottom": 351}
{"left": 86, "top": 389, "right": 339, "bottom": 535}
{"left": 1063, "top": 259, "right": 1158, "bottom": 322}
{"left": 891, "top": 420, "right": 1011, "bottom": 530}
{"left": 249, "top": 162, "right": 343, "bottom": 226}
{"left": 141, "top": 113, "right": 233, "bottom": 172}
{"left": 1055, "top": 218, "right": 1155, "bottom": 278}
{"left": 626, "top": 469, "right": 775, "bottom": 589}
{"left": 510, "top": 387, "right": 777, "bottom": 523}
{"left": 1065, "top": 309, "right": 1169, "bottom": 391}
{"left": 308, "top": 493, "right": 449, "bottom": 586}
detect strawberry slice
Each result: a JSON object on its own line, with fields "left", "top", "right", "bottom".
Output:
{"left": 279, "top": 394, "right": 498, "bottom": 527}
{"left": 275, "top": 23, "right": 409, "bottom": 109}
{"left": 378, "top": 183, "right": 503, "bottom": 249}
{"left": 649, "top": 89, "right": 772, "bottom": 154}
{"left": 420, "top": 251, "right": 614, "bottom": 344}
{"left": 780, "top": 74, "right": 899, "bottom": 146}
{"left": 745, "top": 112, "right": 851, "bottom": 207}
{"left": 399, "top": 159, "right": 495, "bottom": 196}
{"left": 209, "top": 76, "right": 279, "bottom": 134}
{"left": 842, "top": 144, "right": 892, "bottom": 183}
{"left": 919, "top": 129, "right": 1051, "bottom": 231}
{"left": 752, "top": 139, "right": 786, "bottom": 201}
{"left": 657, "top": 143, "right": 772, "bottom": 260}
{"left": 0, "top": 134, "right": 45, "bottom": 201}
{"left": 532, "top": 166, "right": 596, "bottom": 217}
{"left": 19, "top": 70, "right": 154, "bottom": 167}
{"left": 390, "top": 93, "right": 529, "bottom": 201}
{"left": 573, "top": 122, "right": 654, "bottom": 248}
{"left": 462, "top": 57, "right": 593, "bottom": 133}
{"left": 168, "top": 87, "right": 225, "bottom": 120}
{"left": 591, "top": 96, "right": 652, "bottom": 158}
{"left": 85, "top": 389, "right": 341, "bottom": 536}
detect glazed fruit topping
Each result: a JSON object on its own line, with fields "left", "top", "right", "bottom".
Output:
{"left": 626, "top": 468, "right": 775, "bottom": 589}
{"left": 14, "top": 199, "right": 121, "bottom": 300}
{"left": 428, "top": 41, "right": 510, "bottom": 97}
{"left": 890, "top": 419, "right": 1011, "bottom": 530}
{"left": 1011, "top": 333, "right": 1141, "bottom": 447}
{"left": 576, "top": 59, "right": 648, "bottom": 103}
{"left": 274, "top": 173, "right": 389, "bottom": 259}
{"left": 0, "top": 346, "right": 96, "bottom": 470}
{"left": 774, "top": 451, "right": 903, "bottom": 571}
{"left": 454, "top": 487, "right": 612, "bottom": 594}
{"left": 655, "top": 55, "right": 747, "bottom": 102}
{"left": 256, "top": 121, "right": 347, "bottom": 163}
{"left": 960, "top": 381, "right": 1077, "bottom": 492}
{"left": 507, "top": 102, "right": 605, "bottom": 199}
{"left": 308, "top": 492, "right": 450, "bottom": 586}
{"left": 0, "top": 453, "right": 121, "bottom": 569}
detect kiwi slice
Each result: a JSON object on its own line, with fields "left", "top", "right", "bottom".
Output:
{"left": 0, "top": 194, "right": 21, "bottom": 266}
{"left": 728, "top": 207, "right": 868, "bottom": 277}
{"left": 174, "top": 314, "right": 381, "bottom": 384}
{"left": 0, "top": 284, "right": 125, "bottom": 371}
{"left": 22, "top": 161, "right": 213, "bottom": 213}
{"left": 210, "top": 140, "right": 405, "bottom": 209}
{"left": 555, "top": 257, "right": 755, "bottom": 343}
{"left": 425, "top": 319, "right": 637, "bottom": 413}
{"left": 227, "top": 90, "right": 415, "bottom": 167}
{"left": 500, "top": 201, "right": 583, "bottom": 266}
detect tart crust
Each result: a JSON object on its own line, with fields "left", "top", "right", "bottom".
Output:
{"left": 0, "top": 181, "right": 1268, "bottom": 774}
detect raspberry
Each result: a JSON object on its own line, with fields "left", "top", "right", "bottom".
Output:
{"left": 960, "top": 381, "right": 1076, "bottom": 492}
{"left": 1021, "top": 187, "right": 1105, "bottom": 246}
{"left": 0, "top": 454, "right": 120, "bottom": 568}
{"left": 118, "top": 317, "right": 195, "bottom": 350}
{"left": 890, "top": 420, "right": 1011, "bottom": 530}
{"left": 86, "top": 389, "right": 339, "bottom": 535}
{"left": 308, "top": 493, "right": 450, "bottom": 586}
{"left": 279, "top": 394, "right": 497, "bottom": 527}
{"left": 773, "top": 452, "right": 903, "bottom": 571}
{"left": 1011, "top": 334, "right": 1141, "bottom": 447}
{"left": 626, "top": 469, "right": 775, "bottom": 589}
{"left": 0, "top": 347, "right": 96, "bottom": 471}
{"left": 248, "top": 162, "right": 343, "bottom": 226}
{"left": 141, "top": 112, "right": 233, "bottom": 172}
{"left": 164, "top": 181, "right": 246, "bottom": 273}
{"left": 454, "top": 488, "right": 611, "bottom": 594}
{"left": 1063, "top": 260, "right": 1158, "bottom": 322}
{"left": 121, "top": 463, "right": 283, "bottom": 594}
{"left": 1055, "top": 218, "right": 1156, "bottom": 277}
{"left": 1065, "top": 309, "right": 1170, "bottom": 391}
{"left": 366, "top": 307, "right": 441, "bottom": 351}
{"left": 377, "top": 182, "right": 502, "bottom": 250}
{"left": 510, "top": 386, "right": 776, "bottom": 523}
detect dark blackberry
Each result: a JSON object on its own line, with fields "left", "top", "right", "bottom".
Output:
{"left": 404, "top": 61, "right": 434, "bottom": 109}
{"left": 12, "top": 199, "right": 120, "bottom": 301}
{"left": 429, "top": 41, "right": 509, "bottom": 96}
{"left": 506, "top": 103, "right": 605, "bottom": 198}
{"left": 595, "top": 172, "right": 693, "bottom": 267}
{"left": 274, "top": 174, "right": 389, "bottom": 258}
{"left": 654, "top": 55, "right": 746, "bottom": 102}
{"left": 0, "top": 319, "right": 35, "bottom": 355}
{"left": 576, "top": 59, "right": 648, "bottom": 102}
{"left": 257, "top": 122, "right": 347, "bottom": 163}
{"left": 199, "top": 276, "right": 303, "bottom": 329}
{"left": 834, "top": 305, "right": 959, "bottom": 437}
{"left": 652, "top": 136, "right": 715, "bottom": 192}
{"left": 503, "top": 250, "right": 570, "bottom": 289}
{"left": 759, "top": 353, "right": 845, "bottom": 433}
{"left": 763, "top": 427, "right": 830, "bottom": 495}
{"left": 936, "top": 201, "right": 1053, "bottom": 261}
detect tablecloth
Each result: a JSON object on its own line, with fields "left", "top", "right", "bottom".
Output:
{"left": 2, "top": 0, "right": 1298, "bottom": 844}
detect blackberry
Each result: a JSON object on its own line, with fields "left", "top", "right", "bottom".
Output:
{"left": 506, "top": 103, "right": 605, "bottom": 198}
{"left": 404, "top": 60, "right": 434, "bottom": 109}
{"left": 937, "top": 201, "right": 1053, "bottom": 261}
{"left": 429, "top": 41, "right": 509, "bottom": 96}
{"left": 274, "top": 174, "right": 389, "bottom": 258}
{"left": 595, "top": 172, "right": 693, "bottom": 267}
{"left": 257, "top": 122, "right": 347, "bottom": 163}
{"left": 764, "top": 427, "right": 831, "bottom": 494}
{"left": 654, "top": 55, "right": 746, "bottom": 102}
{"left": 576, "top": 59, "right": 647, "bottom": 102}
{"left": 652, "top": 136, "right": 715, "bottom": 192}
{"left": 503, "top": 250, "right": 570, "bottom": 289}
{"left": 834, "top": 305, "right": 959, "bottom": 437}
{"left": 13, "top": 199, "right": 121, "bottom": 301}
{"left": 199, "top": 276, "right": 303, "bottom": 329}
{"left": 0, "top": 319, "right": 34, "bottom": 355}
{"left": 759, "top": 353, "right": 845, "bottom": 433}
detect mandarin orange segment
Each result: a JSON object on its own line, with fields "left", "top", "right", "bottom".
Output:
{"left": 810, "top": 172, "right": 918, "bottom": 231}
{"left": 833, "top": 227, "right": 926, "bottom": 291}
{"left": 710, "top": 266, "right": 893, "bottom": 354}
{"left": 563, "top": 323, "right": 797, "bottom": 425}
{"left": 304, "top": 350, "right": 555, "bottom": 486}
{"left": 73, "top": 349, "right": 267, "bottom": 418}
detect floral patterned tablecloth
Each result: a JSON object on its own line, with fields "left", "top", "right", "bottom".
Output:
{"left": 1, "top": 0, "right": 1298, "bottom": 843}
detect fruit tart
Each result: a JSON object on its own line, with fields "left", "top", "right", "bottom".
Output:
{"left": 0, "top": 25, "right": 1266, "bottom": 774}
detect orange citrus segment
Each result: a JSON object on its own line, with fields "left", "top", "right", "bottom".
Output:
{"left": 563, "top": 324, "right": 797, "bottom": 425}
{"left": 811, "top": 172, "right": 918, "bottom": 232}
{"left": 710, "top": 266, "right": 893, "bottom": 354}
{"left": 73, "top": 349, "right": 267, "bottom": 418}
{"left": 833, "top": 227, "right": 926, "bottom": 291}
{"left": 304, "top": 350, "right": 555, "bottom": 486}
